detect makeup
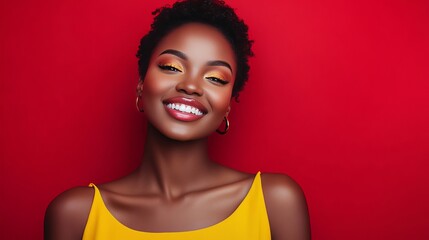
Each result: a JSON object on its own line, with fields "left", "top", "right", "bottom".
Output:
{"left": 163, "top": 97, "right": 208, "bottom": 122}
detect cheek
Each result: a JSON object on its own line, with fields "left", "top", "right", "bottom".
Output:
{"left": 205, "top": 86, "right": 233, "bottom": 114}
{"left": 142, "top": 68, "right": 172, "bottom": 102}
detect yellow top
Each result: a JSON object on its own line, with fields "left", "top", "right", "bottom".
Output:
{"left": 83, "top": 172, "right": 271, "bottom": 240}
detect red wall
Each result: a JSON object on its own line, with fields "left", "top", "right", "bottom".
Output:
{"left": 1, "top": 0, "right": 428, "bottom": 239}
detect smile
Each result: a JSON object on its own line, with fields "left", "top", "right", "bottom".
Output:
{"left": 166, "top": 103, "right": 204, "bottom": 116}
{"left": 163, "top": 97, "right": 208, "bottom": 122}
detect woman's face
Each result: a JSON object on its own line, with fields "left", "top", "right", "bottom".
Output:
{"left": 141, "top": 23, "right": 236, "bottom": 141}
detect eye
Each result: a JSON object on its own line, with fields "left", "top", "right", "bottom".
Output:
{"left": 158, "top": 64, "right": 183, "bottom": 72}
{"left": 205, "top": 76, "right": 229, "bottom": 85}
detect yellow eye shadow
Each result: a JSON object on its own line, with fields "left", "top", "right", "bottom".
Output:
{"left": 206, "top": 73, "right": 226, "bottom": 80}
{"left": 160, "top": 63, "right": 183, "bottom": 72}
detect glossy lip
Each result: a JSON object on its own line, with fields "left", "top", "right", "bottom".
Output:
{"left": 163, "top": 97, "right": 208, "bottom": 122}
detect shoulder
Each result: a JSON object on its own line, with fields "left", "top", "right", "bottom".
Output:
{"left": 44, "top": 186, "right": 94, "bottom": 240}
{"left": 260, "top": 173, "right": 311, "bottom": 240}
{"left": 260, "top": 173, "right": 306, "bottom": 204}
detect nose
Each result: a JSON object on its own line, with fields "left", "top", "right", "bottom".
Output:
{"left": 175, "top": 75, "right": 203, "bottom": 96}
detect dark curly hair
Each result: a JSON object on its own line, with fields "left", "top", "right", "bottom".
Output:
{"left": 136, "top": 0, "right": 254, "bottom": 100}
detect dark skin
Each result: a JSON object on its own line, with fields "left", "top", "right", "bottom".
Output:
{"left": 44, "top": 23, "right": 311, "bottom": 240}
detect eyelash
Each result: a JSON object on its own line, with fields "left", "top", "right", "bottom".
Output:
{"left": 206, "top": 77, "right": 229, "bottom": 85}
{"left": 158, "top": 64, "right": 182, "bottom": 72}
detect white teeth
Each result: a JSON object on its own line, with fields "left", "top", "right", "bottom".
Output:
{"left": 166, "top": 103, "right": 203, "bottom": 116}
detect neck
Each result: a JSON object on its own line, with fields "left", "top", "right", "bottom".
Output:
{"left": 138, "top": 124, "right": 217, "bottom": 198}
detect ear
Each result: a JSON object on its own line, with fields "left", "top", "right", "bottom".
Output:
{"left": 136, "top": 79, "right": 144, "bottom": 96}
{"left": 226, "top": 105, "right": 231, "bottom": 117}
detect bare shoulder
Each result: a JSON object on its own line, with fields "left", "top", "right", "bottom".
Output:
{"left": 44, "top": 186, "right": 94, "bottom": 240}
{"left": 260, "top": 173, "right": 306, "bottom": 204}
{"left": 261, "top": 173, "right": 311, "bottom": 240}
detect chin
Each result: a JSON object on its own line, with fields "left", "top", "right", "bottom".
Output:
{"left": 151, "top": 123, "right": 209, "bottom": 142}
{"left": 166, "top": 128, "right": 209, "bottom": 142}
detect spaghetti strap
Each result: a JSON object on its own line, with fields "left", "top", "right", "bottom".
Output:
{"left": 87, "top": 183, "right": 100, "bottom": 200}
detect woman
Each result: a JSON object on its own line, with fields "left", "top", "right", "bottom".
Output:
{"left": 44, "top": 0, "right": 310, "bottom": 239}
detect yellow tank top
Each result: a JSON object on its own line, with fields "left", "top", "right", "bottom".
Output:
{"left": 83, "top": 172, "right": 271, "bottom": 240}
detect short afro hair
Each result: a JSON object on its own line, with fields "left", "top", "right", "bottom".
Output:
{"left": 136, "top": 0, "right": 254, "bottom": 100}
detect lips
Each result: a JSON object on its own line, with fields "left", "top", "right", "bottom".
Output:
{"left": 163, "top": 97, "right": 207, "bottom": 122}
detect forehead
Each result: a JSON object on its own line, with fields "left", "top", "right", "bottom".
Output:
{"left": 152, "top": 23, "right": 236, "bottom": 69}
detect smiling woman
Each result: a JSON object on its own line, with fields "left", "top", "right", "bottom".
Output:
{"left": 44, "top": 0, "right": 310, "bottom": 240}
{"left": 141, "top": 23, "right": 236, "bottom": 140}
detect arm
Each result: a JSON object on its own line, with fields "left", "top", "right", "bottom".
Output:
{"left": 44, "top": 187, "right": 94, "bottom": 240}
{"left": 261, "top": 174, "right": 311, "bottom": 240}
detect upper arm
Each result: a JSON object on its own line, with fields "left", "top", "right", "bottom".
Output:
{"left": 261, "top": 173, "right": 311, "bottom": 240}
{"left": 44, "top": 187, "right": 94, "bottom": 240}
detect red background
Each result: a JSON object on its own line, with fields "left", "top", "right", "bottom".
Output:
{"left": 1, "top": 0, "right": 428, "bottom": 239}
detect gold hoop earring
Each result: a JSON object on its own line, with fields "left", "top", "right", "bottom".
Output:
{"left": 216, "top": 116, "right": 229, "bottom": 135}
{"left": 136, "top": 96, "right": 144, "bottom": 112}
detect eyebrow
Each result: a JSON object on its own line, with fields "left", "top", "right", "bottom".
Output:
{"left": 159, "top": 49, "right": 188, "bottom": 60}
{"left": 207, "top": 60, "right": 233, "bottom": 74}
{"left": 159, "top": 49, "right": 233, "bottom": 74}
